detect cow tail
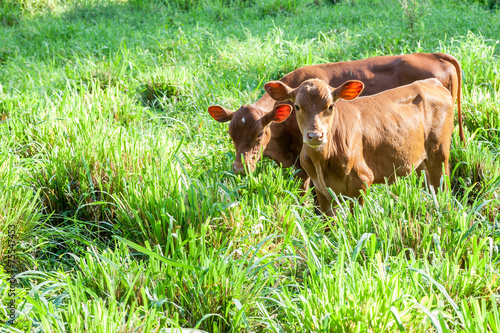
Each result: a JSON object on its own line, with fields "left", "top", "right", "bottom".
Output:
{"left": 442, "top": 53, "right": 466, "bottom": 147}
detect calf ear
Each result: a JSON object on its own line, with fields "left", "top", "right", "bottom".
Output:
{"left": 264, "top": 81, "right": 296, "bottom": 102}
{"left": 332, "top": 80, "right": 364, "bottom": 102}
{"left": 208, "top": 105, "right": 234, "bottom": 123}
{"left": 262, "top": 104, "right": 293, "bottom": 125}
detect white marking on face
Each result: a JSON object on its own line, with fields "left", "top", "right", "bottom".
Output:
{"left": 241, "top": 117, "right": 246, "bottom": 123}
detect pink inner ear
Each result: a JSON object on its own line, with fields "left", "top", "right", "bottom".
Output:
{"left": 265, "top": 82, "right": 281, "bottom": 90}
{"left": 340, "top": 82, "right": 364, "bottom": 100}
{"left": 265, "top": 82, "right": 289, "bottom": 101}
{"left": 272, "top": 104, "right": 292, "bottom": 123}
{"left": 208, "top": 106, "right": 229, "bottom": 121}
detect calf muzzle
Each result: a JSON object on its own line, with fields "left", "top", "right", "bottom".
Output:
{"left": 305, "top": 131, "right": 326, "bottom": 147}
{"left": 233, "top": 161, "right": 256, "bottom": 174}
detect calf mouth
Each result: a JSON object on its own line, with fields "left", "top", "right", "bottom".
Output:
{"left": 304, "top": 140, "right": 326, "bottom": 149}
{"left": 233, "top": 161, "right": 256, "bottom": 174}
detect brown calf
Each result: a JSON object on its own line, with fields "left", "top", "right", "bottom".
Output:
{"left": 208, "top": 53, "right": 464, "bottom": 190}
{"left": 264, "top": 78, "right": 455, "bottom": 215}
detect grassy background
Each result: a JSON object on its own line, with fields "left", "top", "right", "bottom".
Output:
{"left": 0, "top": 0, "right": 499, "bottom": 331}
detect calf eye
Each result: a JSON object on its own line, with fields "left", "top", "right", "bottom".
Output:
{"left": 328, "top": 104, "right": 334, "bottom": 110}
{"left": 295, "top": 105, "right": 300, "bottom": 111}
{"left": 257, "top": 132, "right": 263, "bottom": 139}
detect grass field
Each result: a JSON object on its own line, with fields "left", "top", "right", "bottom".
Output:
{"left": 0, "top": 0, "right": 499, "bottom": 331}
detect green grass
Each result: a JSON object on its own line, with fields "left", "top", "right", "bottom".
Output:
{"left": 0, "top": 0, "right": 499, "bottom": 331}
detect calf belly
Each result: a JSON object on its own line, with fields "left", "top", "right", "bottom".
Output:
{"left": 367, "top": 142, "right": 427, "bottom": 184}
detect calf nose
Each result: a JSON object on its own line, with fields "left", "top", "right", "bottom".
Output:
{"left": 233, "top": 162, "right": 245, "bottom": 174}
{"left": 305, "top": 131, "right": 326, "bottom": 147}
{"left": 307, "top": 132, "right": 324, "bottom": 140}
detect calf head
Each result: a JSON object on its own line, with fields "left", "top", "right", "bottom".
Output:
{"left": 208, "top": 104, "right": 292, "bottom": 173}
{"left": 265, "top": 79, "right": 364, "bottom": 149}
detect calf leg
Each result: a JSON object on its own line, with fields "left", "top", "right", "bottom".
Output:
{"left": 297, "top": 169, "right": 322, "bottom": 215}
{"left": 296, "top": 168, "right": 311, "bottom": 192}
{"left": 316, "top": 190, "right": 334, "bottom": 217}
{"left": 348, "top": 164, "right": 374, "bottom": 206}
{"left": 415, "top": 162, "right": 427, "bottom": 177}
{"left": 425, "top": 145, "right": 450, "bottom": 190}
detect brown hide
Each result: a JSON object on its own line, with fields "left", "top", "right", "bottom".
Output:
{"left": 266, "top": 78, "right": 455, "bottom": 215}
{"left": 208, "top": 53, "right": 464, "bottom": 190}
